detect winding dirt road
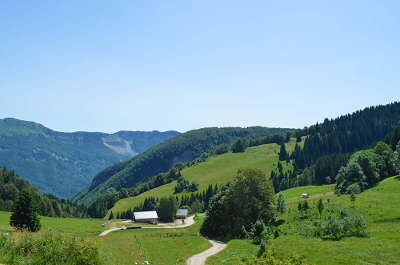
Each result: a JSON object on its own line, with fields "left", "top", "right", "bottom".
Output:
{"left": 186, "top": 240, "right": 227, "bottom": 265}
{"left": 98, "top": 215, "right": 195, "bottom": 236}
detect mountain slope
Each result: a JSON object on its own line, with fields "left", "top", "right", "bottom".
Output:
{"left": 207, "top": 176, "right": 400, "bottom": 265}
{"left": 109, "top": 139, "right": 299, "bottom": 215}
{"left": 74, "top": 127, "right": 293, "bottom": 205}
{"left": 0, "top": 166, "right": 87, "bottom": 218}
{"left": 0, "top": 118, "right": 179, "bottom": 198}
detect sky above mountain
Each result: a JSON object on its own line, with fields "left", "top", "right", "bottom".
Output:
{"left": 1, "top": 1, "right": 399, "bottom": 133}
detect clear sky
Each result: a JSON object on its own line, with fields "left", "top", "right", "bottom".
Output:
{"left": 1, "top": 1, "right": 399, "bottom": 133}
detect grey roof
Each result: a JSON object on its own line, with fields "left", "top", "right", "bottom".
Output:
{"left": 176, "top": 209, "right": 188, "bottom": 216}
{"left": 134, "top": 211, "right": 158, "bottom": 220}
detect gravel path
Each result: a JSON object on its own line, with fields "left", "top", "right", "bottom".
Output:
{"left": 99, "top": 227, "right": 123, "bottom": 237}
{"left": 144, "top": 215, "right": 195, "bottom": 229}
{"left": 98, "top": 215, "right": 195, "bottom": 236}
{"left": 186, "top": 240, "right": 227, "bottom": 265}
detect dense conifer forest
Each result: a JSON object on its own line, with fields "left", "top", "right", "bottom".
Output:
{"left": 0, "top": 167, "right": 87, "bottom": 218}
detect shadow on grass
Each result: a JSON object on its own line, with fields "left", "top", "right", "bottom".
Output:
{"left": 374, "top": 217, "right": 400, "bottom": 223}
{"left": 395, "top": 175, "right": 400, "bottom": 181}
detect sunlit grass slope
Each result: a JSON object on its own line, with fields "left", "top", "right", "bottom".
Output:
{"left": 207, "top": 176, "right": 400, "bottom": 265}
{"left": 0, "top": 211, "right": 210, "bottom": 265}
{"left": 110, "top": 138, "right": 301, "bottom": 216}
{"left": 0, "top": 211, "right": 103, "bottom": 236}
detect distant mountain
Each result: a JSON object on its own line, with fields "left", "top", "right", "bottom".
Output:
{"left": 0, "top": 118, "right": 179, "bottom": 198}
{"left": 73, "top": 126, "right": 293, "bottom": 206}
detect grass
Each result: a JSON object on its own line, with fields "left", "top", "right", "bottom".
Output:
{"left": 110, "top": 140, "right": 297, "bottom": 216}
{"left": 99, "top": 215, "right": 211, "bottom": 265}
{"left": 0, "top": 211, "right": 211, "bottom": 265}
{"left": 206, "top": 240, "right": 258, "bottom": 264}
{"left": 0, "top": 211, "right": 104, "bottom": 236}
{"left": 206, "top": 176, "right": 400, "bottom": 265}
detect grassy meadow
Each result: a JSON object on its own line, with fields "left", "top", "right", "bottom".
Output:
{"left": 207, "top": 176, "right": 400, "bottom": 265}
{"left": 0, "top": 211, "right": 210, "bottom": 265}
{"left": 110, "top": 138, "right": 302, "bottom": 216}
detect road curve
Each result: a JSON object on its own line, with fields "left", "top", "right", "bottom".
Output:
{"left": 99, "top": 215, "right": 195, "bottom": 236}
{"left": 186, "top": 240, "right": 227, "bottom": 265}
{"left": 99, "top": 227, "right": 122, "bottom": 237}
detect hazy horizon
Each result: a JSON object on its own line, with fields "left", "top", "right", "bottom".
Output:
{"left": 1, "top": 1, "right": 399, "bottom": 133}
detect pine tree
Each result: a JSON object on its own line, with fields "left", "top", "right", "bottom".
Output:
{"left": 317, "top": 198, "right": 324, "bottom": 218}
{"left": 279, "top": 144, "right": 288, "bottom": 161}
{"left": 276, "top": 193, "right": 286, "bottom": 213}
{"left": 10, "top": 190, "right": 41, "bottom": 232}
{"left": 109, "top": 211, "right": 114, "bottom": 220}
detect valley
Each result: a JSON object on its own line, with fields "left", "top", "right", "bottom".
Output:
{"left": 0, "top": 118, "right": 179, "bottom": 198}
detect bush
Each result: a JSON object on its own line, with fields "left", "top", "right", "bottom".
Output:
{"left": 174, "top": 178, "right": 198, "bottom": 193}
{"left": 276, "top": 193, "right": 286, "bottom": 213}
{"left": 346, "top": 183, "right": 361, "bottom": 194}
{"left": 238, "top": 251, "right": 306, "bottom": 265}
{"left": 232, "top": 139, "right": 248, "bottom": 153}
{"left": 316, "top": 210, "right": 367, "bottom": 240}
{"left": 297, "top": 200, "right": 310, "bottom": 219}
{"left": 0, "top": 232, "right": 103, "bottom": 265}
{"left": 214, "top": 144, "right": 230, "bottom": 155}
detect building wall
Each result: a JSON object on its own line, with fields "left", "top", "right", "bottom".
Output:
{"left": 136, "top": 218, "right": 158, "bottom": 224}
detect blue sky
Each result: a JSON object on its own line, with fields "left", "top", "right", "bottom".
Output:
{"left": 1, "top": 1, "right": 399, "bottom": 133}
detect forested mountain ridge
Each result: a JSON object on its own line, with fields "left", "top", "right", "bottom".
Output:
{"left": 73, "top": 127, "right": 292, "bottom": 206}
{"left": 0, "top": 118, "right": 179, "bottom": 198}
{"left": 285, "top": 102, "right": 400, "bottom": 187}
{"left": 101, "top": 102, "right": 400, "bottom": 219}
{"left": 0, "top": 167, "right": 87, "bottom": 217}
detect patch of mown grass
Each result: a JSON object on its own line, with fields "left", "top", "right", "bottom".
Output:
{"left": 0, "top": 211, "right": 103, "bottom": 236}
{"left": 99, "top": 216, "right": 211, "bottom": 265}
{"left": 207, "top": 176, "right": 400, "bottom": 265}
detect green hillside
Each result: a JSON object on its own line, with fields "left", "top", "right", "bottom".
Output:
{"left": 207, "top": 176, "right": 400, "bottom": 264}
{"left": 0, "top": 176, "right": 397, "bottom": 265}
{"left": 75, "top": 126, "right": 292, "bottom": 206}
{"left": 0, "top": 118, "right": 179, "bottom": 198}
{"left": 109, "top": 138, "right": 300, "bottom": 216}
{"left": 0, "top": 211, "right": 210, "bottom": 265}
{"left": 0, "top": 167, "right": 87, "bottom": 218}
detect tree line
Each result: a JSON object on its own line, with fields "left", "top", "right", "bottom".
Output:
{"left": 0, "top": 167, "right": 87, "bottom": 218}
{"left": 77, "top": 126, "right": 291, "bottom": 206}
{"left": 110, "top": 184, "right": 220, "bottom": 221}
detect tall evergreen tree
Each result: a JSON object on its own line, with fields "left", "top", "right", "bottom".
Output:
{"left": 10, "top": 190, "right": 41, "bottom": 232}
{"left": 276, "top": 193, "right": 286, "bottom": 213}
{"left": 279, "top": 144, "right": 288, "bottom": 161}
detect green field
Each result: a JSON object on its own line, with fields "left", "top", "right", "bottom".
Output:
{"left": 0, "top": 211, "right": 103, "bottom": 236}
{"left": 207, "top": 176, "right": 400, "bottom": 265}
{"left": 1, "top": 176, "right": 398, "bottom": 264}
{"left": 110, "top": 138, "right": 301, "bottom": 216}
{"left": 0, "top": 211, "right": 210, "bottom": 265}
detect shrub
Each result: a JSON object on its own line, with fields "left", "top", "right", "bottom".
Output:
{"left": 238, "top": 251, "right": 306, "bottom": 265}
{"left": 232, "top": 139, "right": 248, "bottom": 153}
{"left": 0, "top": 232, "right": 102, "bottom": 265}
{"left": 276, "top": 193, "right": 286, "bottom": 213}
{"left": 316, "top": 210, "right": 367, "bottom": 240}
{"left": 214, "top": 144, "right": 230, "bottom": 155}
